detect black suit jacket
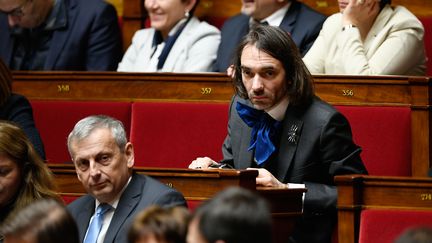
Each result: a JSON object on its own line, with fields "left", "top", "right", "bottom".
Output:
{"left": 67, "top": 173, "right": 187, "bottom": 243}
{"left": 0, "top": 0, "right": 122, "bottom": 71}
{"left": 221, "top": 96, "right": 367, "bottom": 243}
{"left": 0, "top": 93, "right": 45, "bottom": 159}
{"left": 214, "top": 0, "right": 326, "bottom": 72}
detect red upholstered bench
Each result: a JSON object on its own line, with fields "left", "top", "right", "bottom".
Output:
{"left": 130, "top": 102, "right": 229, "bottom": 168}
{"left": 336, "top": 106, "right": 412, "bottom": 176}
{"left": 359, "top": 209, "right": 432, "bottom": 243}
{"left": 31, "top": 101, "right": 132, "bottom": 164}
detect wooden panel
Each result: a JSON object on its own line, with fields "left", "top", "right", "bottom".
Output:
{"left": 11, "top": 72, "right": 432, "bottom": 177}
{"left": 335, "top": 175, "right": 432, "bottom": 243}
{"left": 49, "top": 164, "right": 305, "bottom": 243}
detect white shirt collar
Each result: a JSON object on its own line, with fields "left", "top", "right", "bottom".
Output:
{"left": 261, "top": 3, "right": 291, "bottom": 27}
{"left": 266, "top": 95, "right": 289, "bottom": 121}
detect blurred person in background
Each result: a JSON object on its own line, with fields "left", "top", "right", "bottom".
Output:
{"left": 118, "top": 0, "right": 220, "bottom": 72}
{"left": 303, "top": 0, "right": 426, "bottom": 75}
{"left": 0, "top": 0, "right": 122, "bottom": 70}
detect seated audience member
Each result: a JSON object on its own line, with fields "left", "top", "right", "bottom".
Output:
{"left": 187, "top": 187, "right": 272, "bottom": 243}
{"left": 0, "top": 59, "right": 45, "bottom": 158}
{"left": 395, "top": 227, "right": 432, "bottom": 243}
{"left": 66, "top": 115, "right": 187, "bottom": 243}
{"left": 0, "top": 121, "right": 60, "bottom": 227}
{"left": 189, "top": 25, "right": 368, "bottom": 243}
{"left": 303, "top": 0, "right": 426, "bottom": 75}
{"left": 117, "top": 0, "right": 220, "bottom": 72}
{"left": 214, "top": 0, "right": 326, "bottom": 72}
{"left": 1, "top": 199, "right": 79, "bottom": 243}
{"left": 128, "top": 205, "right": 190, "bottom": 243}
{"left": 0, "top": 0, "right": 122, "bottom": 71}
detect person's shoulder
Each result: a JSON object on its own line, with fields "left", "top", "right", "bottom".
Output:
{"left": 135, "top": 174, "right": 185, "bottom": 201}
{"left": 66, "top": 194, "right": 93, "bottom": 212}
{"left": 294, "top": 1, "right": 326, "bottom": 20}
{"left": 136, "top": 174, "right": 172, "bottom": 190}
{"left": 4, "top": 93, "right": 30, "bottom": 107}
{"left": 297, "top": 97, "right": 341, "bottom": 122}
{"left": 70, "top": 0, "right": 113, "bottom": 8}
{"left": 221, "top": 13, "right": 249, "bottom": 30}
{"left": 132, "top": 28, "right": 154, "bottom": 40}
{"left": 386, "top": 5, "right": 423, "bottom": 29}
{"left": 68, "top": 0, "right": 117, "bottom": 16}
{"left": 188, "top": 17, "right": 220, "bottom": 35}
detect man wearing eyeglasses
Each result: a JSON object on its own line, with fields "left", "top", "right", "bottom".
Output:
{"left": 0, "top": 0, "right": 122, "bottom": 70}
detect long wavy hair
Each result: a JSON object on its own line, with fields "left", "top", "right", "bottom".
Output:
{"left": 0, "top": 121, "right": 60, "bottom": 222}
{"left": 232, "top": 25, "right": 314, "bottom": 106}
{"left": 0, "top": 59, "right": 12, "bottom": 106}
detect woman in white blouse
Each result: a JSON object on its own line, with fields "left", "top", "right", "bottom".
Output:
{"left": 118, "top": 0, "right": 221, "bottom": 72}
{"left": 303, "top": 0, "right": 426, "bottom": 75}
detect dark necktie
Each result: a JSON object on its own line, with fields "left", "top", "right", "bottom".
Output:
{"left": 236, "top": 102, "right": 282, "bottom": 165}
{"left": 84, "top": 203, "right": 112, "bottom": 243}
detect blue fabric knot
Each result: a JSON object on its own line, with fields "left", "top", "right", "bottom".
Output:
{"left": 236, "top": 102, "right": 281, "bottom": 165}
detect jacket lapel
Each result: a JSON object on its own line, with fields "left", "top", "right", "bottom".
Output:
{"left": 275, "top": 108, "right": 303, "bottom": 182}
{"left": 76, "top": 197, "right": 96, "bottom": 242}
{"left": 103, "top": 174, "right": 142, "bottom": 243}
{"left": 279, "top": 0, "right": 300, "bottom": 34}
{"left": 45, "top": 0, "right": 77, "bottom": 69}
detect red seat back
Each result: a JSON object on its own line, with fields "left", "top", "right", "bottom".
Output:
{"left": 359, "top": 209, "right": 432, "bottom": 243}
{"left": 31, "top": 101, "right": 131, "bottom": 164}
{"left": 130, "top": 102, "right": 229, "bottom": 168}
{"left": 336, "top": 106, "right": 411, "bottom": 176}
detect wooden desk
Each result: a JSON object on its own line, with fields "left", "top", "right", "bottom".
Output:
{"left": 50, "top": 164, "right": 305, "bottom": 243}
{"left": 335, "top": 174, "right": 432, "bottom": 243}
{"left": 12, "top": 72, "right": 432, "bottom": 176}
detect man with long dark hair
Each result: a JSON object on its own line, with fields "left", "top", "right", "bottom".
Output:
{"left": 190, "top": 25, "right": 367, "bottom": 243}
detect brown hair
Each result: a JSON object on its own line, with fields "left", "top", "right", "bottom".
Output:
{"left": 0, "top": 121, "right": 60, "bottom": 222}
{"left": 1, "top": 199, "right": 79, "bottom": 243}
{"left": 0, "top": 59, "right": 12, "bottom": 106}
{"left": 128, "top": 205, "right": 190, "bottom": 243}
{"left": 232, "top": 25, "right": 314, "bottom": 106}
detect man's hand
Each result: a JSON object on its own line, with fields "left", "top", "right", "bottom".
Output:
{"left": 189, "top": 157, "right": 218, "bottom": 169}
{"left": 226, "top": 65, "right": 235, "bottom": 78}
{"left": 247, "top": 168, "right": 286, "bottom": 187}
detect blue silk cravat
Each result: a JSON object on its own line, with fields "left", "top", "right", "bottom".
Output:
{"left": 236, "top": 102, "right": 282, "bottom": 165}
{"left": 84, "top": 203, "right": 112, "bottom": 243}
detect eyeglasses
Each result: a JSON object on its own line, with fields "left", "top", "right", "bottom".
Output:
{"left": 0, "top": 0, "right": 31, "bottom": 17}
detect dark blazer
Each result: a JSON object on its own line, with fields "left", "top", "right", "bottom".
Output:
{"left": 0, "top": 93, "right": 45, "bottom": 159}
{"left": 67, "top": 173, "right": 187, "bottom": 243}
{"left": 221, "top": 95, "right": 367, "bottom": 243}
{"left": 0, "top": 0, "right": 122, "bottom": 71}
{"left": 214, "top": 0, "right": 326, "bottom": 72}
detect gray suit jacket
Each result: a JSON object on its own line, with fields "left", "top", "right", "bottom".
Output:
{"left": 67, "top": 173, "right": 186, "bottom": 243}
{"left": 221, "top": 95, "right": 367, "bottom": 242}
